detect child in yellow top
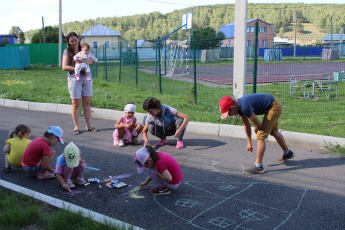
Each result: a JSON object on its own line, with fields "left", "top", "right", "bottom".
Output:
{"left": 3, "top": 124, "right": 31, "bottom": 173}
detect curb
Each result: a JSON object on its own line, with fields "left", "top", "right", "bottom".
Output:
{"left": 0, "top": 179, "right": 144, "bottom": 230}
{"left": 1, "top": 98, "right": 344, "bottom": 148}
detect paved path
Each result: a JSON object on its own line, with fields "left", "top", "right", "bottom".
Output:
{"left": 0, "top": 107, "right": 344, "bottom": 229}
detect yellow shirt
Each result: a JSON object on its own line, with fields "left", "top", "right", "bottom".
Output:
{"left": 5, "top": 137, "right": 31, "bottom": 168}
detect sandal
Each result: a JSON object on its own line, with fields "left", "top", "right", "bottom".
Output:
{"left": 73, "top": 129, "right": 81, "bottom": 135}
{"left": 37, "top": 171, "right": 56, "bottom": 180}
{"left": 87, "top": 127, "right": 99, "bottom": 132}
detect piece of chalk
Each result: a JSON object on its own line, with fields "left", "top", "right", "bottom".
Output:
{"left": 84, "top": 183, "right": 90, "bottom": 186}
{"left": 68, "top": 188, "right": 71, "bottom": 192}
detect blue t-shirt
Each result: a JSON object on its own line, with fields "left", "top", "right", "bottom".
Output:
{"left": 237, "top": 93, "right": 275, "bottom": 118}
{"left": 56, "top": 153, "right": 67, "bottom": 167}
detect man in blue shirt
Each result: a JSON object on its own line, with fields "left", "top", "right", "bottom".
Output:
{"left": 219, "top": 93, "right": 295, "bottom": 174}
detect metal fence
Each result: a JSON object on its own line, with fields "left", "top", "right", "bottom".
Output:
{"left": 89, "top": 24, "right": 344, "bottom": 136}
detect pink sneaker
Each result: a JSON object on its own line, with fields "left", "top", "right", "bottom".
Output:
{"left": 176, "top": 141, "right": 184, "bottom": 149}
{"left": 156, "top": 139, "right": 167, "bottom": 146}
{"left": 72, "top": 177, "right": 86, "bottom": 185}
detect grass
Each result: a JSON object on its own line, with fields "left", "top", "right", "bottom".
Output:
{"left": 322, "top": 142, "right": 345, "bottom": 159}
{"left": 0, "top": 188, "right": 128, "bottom": 230}
{"left": 0, "top": 64, "right": 344, "bottom": 138}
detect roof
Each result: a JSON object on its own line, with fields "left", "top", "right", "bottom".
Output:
{"left": 322, "top": 34, "right": 345, "bottom": 41}
{"left": 137, "top": 40, "right": 145, "bottom": 47}
{"left": 218, "top": 19, "right": 276, "bottom": 38}
{"left": 80, "top": 24, "right": 122, "bottom": 37}
{"left": 136, "top": 39, "right": 155, "bottom": 47}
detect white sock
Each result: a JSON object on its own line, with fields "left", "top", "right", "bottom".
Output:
{"left": 283, "top": 150, "right": 290, "bottom": 155}
{"left": 255, "top": 162, "right": 263, "bottom": 167}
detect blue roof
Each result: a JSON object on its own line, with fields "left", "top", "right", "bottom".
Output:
{"left": 218, "top": 19, "right": 275, "bottom": 38}
{"left": 137, "top": 39, "right": 145, "bottom": 48}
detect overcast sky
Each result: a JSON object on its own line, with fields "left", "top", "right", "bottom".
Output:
{"left": 0, "top": 0, "right": 342, "bottom": 34}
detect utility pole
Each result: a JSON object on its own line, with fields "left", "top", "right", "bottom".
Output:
{"left": 233, "top": 0, "right": 248, "bottom": 99}
{"left": 58, "top": 0, "right": 62, "bottom": 67}
{"left": 42, "top": 17, "right": 46, "bottom": 43}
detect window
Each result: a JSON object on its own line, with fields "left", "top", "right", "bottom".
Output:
{"left": 262, "top": 40, "right": 268, "bottom": 47}
{"left": 247, "top": 40, "right": 251, "bottom": 47}
{"left": 93, "top": 41, "right": 98, "bottom": 48}
{"left": 259, "top": 26, "right": 267, "bottom": 33}
{"left": 247, "top": 26, "right": 255, "bottom": 33}
{"left": 105, "top": 41, "right": 110, "bottom": 48}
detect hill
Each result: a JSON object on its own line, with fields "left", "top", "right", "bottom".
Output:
{"left": 24, "top": 3, "right": 345, "bottom": 44}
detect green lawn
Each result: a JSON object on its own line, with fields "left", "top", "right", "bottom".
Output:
{"left": 0, "top": 64, "right": 344, "bottom": 138}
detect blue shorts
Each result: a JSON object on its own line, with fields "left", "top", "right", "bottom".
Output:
{"left": 21, "top": 160, "right": 43, "bottom": 174}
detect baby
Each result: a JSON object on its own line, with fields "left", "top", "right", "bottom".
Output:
{"left": 73, "top": 43, "right": 98, "bottom": 81}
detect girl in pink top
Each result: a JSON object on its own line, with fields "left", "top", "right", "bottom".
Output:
{"left": 113, "top": 102, "right": 143, "bottom": 147}
{"left": 134, "top": 145, "right": 183, "bottom": 195}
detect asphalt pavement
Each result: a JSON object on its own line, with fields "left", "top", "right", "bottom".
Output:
{"left": 0, "top": 106, "right": 344, "bottom": 230}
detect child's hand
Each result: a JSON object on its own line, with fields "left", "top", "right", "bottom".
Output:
{"left": 124, "top": 122, "right": 132, "bottom": 128}
{"left": 62, "top": 183, "right": 69, "bottom": 190}
{"left": 144, "top": 141, "right": 149, "bottom": 146}
{"left": 246, "top": 144, "right": 253, "bottom": 153}
{"left": 139, "top": 182, "right": 146, "bottom": 189}
{"left": 80, "top": 159, "right": 85, "bottom": 163}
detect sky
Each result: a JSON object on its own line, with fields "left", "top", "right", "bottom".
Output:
{"left": 0, "top": 0, "right": 342, "bottom": 34}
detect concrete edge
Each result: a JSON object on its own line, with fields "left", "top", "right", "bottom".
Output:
{"left": 4, "top": 99, "right": 29, "bottom": 110}
{"left": 1, "top": 98, "right": 345, "bottom": 148}
{"left": 0, "top": 179, "right": 144, "bottom": 230}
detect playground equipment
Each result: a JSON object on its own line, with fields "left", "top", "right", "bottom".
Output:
{"left": 155, "top": 12, "right": 192, "bottom": 76}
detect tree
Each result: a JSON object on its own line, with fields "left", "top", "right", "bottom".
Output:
{"left": 190, "top": 27, "right": 225, "bottom": 49}
{"left": 31, "top": 26, "right": 62, "bottom": 43}
{"left": 0, "top": 37, "right": 9, "bottom": 47}
{"left": 9, "top": 26, "right": 25, "bottom": 44}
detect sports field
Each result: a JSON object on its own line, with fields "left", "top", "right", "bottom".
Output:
{"left": 174, "top": 61, "right": 345, "bottom": 85}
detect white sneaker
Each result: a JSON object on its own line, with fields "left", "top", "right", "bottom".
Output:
{"left": 118, "top": 139, "right": 125, "bottom": 147}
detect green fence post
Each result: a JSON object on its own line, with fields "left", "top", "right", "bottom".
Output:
{"left": 225, "top": 44, "right": 228, "bottom": 63}
{"left": 135, "top": 39, "right": 138, "bottom": 85}
{"left": 253, "top": 21, "right": 259, "bottom": 93}
{"left": 104, "top": 45, "right": 107, "bottom": 81}
{"left": 193, "top": 31, "right": 197, "bottom": 104}
{"left": 95, "top": 48, "right": 98, "bottom": 78}
{"left": 119, "top": 41, "right": 122, "bottom": 83}
{"left": 158, "top": 36, "right": 162, "bottom": 94}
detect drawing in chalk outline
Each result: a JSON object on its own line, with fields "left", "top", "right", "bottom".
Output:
{"left": 153, "top": 181, "right": 307, "bottom": 230}
{"left": 176, "top": 199, "right": 198, "bottom": 208}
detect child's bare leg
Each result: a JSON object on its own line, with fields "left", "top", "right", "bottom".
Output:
{"left": 5, "top": 155, "right": 11, "bottom": 168}
{"left": 117, "top": 128, "right": 125, "bottom": 139}
{"left": 256, "top": 139, "right": 266, "bottom": 164}
{"left": 135, "top": 124, "right": 143, "bottom": 136}
{"left": 271, "top": 132, "right": 288, "bottom": 151}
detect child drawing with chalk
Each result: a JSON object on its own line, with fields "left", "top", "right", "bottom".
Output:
{"left": 219, "top": 94, "right": 295, "bottom": 174}
{"left": 21, "top": 126, "right": 64, "bottom": 179}
{"left": 3, "top": 124, "right": 31, "bottom": 173}
{"left": 142, "top": 97, "right": 190, "bottom": 149}
{"left": 113, "top": 102, "right": 143, "bottom": 147}
{"left": 56, "top": 142, "right": 86, "bottom": 190}
{"left": 134, "top": 145, "right": 183, "bottom": 195}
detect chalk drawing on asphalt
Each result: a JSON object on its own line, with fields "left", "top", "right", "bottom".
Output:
{"left": 203, "top": 160, "right": 245, "bottom": 174}
{"left": 154, "top": 181, "right": 307, "bottom": 230}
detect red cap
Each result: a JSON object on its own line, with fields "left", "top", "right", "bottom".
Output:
{"left": 219, "top": 96, "right": 234, "bottom": 120}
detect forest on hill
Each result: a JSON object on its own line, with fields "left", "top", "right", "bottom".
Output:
{"left": 24, "top": 3, "right": 345, "bottom": 43}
